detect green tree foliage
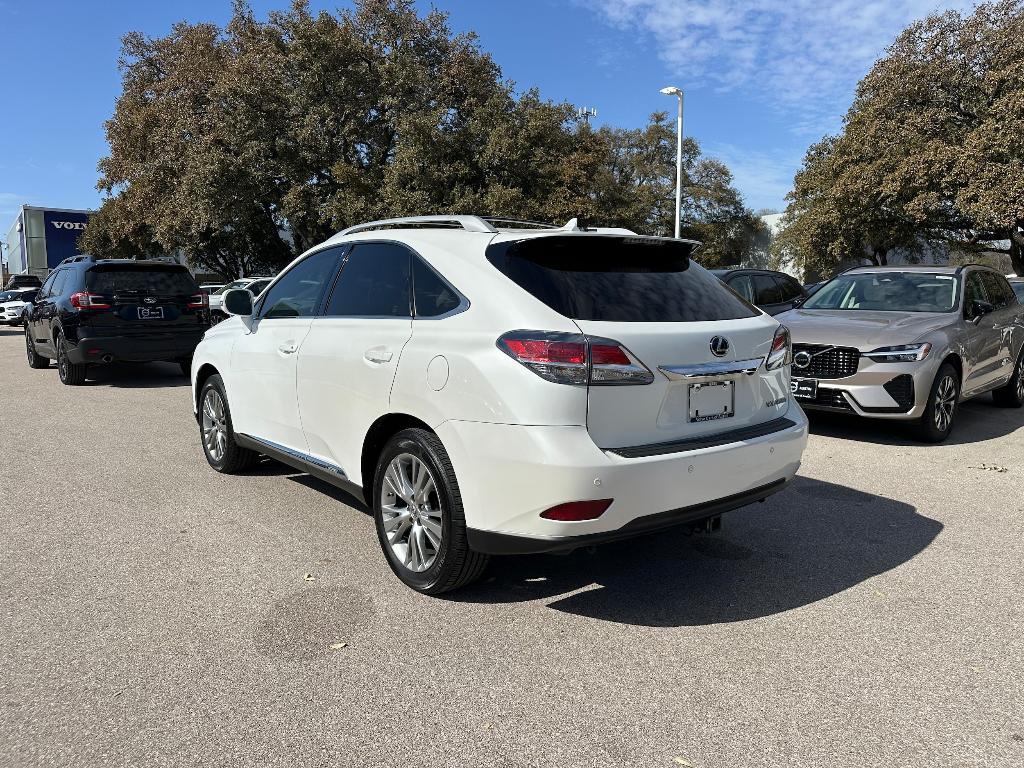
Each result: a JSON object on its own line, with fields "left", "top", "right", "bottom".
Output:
{"left": 777, "top": 0, "right": 1024, "bottom": 278}
{"left": 83, "top": 0, "right": 759, "bottom": 276}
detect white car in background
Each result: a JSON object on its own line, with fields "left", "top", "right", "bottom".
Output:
{"left": 0, "top": 288, "right": 38, "bottom": 326}
{"left": 190, "top": 215, "right": 808, "bottom": 594}
{"left": 208, "top": 277, "right": 273, "bottom": 323}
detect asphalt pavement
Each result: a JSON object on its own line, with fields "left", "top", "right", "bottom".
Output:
{"left": 1, "top": 327, "right": 1022, "bottom": 767}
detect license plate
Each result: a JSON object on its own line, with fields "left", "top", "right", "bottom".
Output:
{"left": 688, "top": 380, "right": 735, "bottom": 422}
{"left": 791, "top": 377, "right": 818, "bottom": 400}
{"left": 137, "top": 306, "right": 164, "bottom": 320}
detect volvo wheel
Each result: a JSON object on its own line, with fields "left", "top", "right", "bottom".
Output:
{"left": 917, "top": 363, "right": 959, "bottom": 442}
{"left": 373, "top": 428, "right": 487, "bottom": 594}
{"left": 992, "top": 351, "right": 1024, "bottom": 408}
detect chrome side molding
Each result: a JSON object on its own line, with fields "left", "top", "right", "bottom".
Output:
{"left": 659, "top": 357, "right": 763, "bottom": 381}
{"left": 239, "top": 433, "right": 348, "bottom": 479}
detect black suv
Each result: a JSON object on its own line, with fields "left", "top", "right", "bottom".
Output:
{"left": 5, "top": 274, "right": 43, "bottom": 290}
{"left": 24, "top": 256, "right": 209, "bottom": 385}
{"left": 710, "top": 268, "right": 808, "bottom": 315}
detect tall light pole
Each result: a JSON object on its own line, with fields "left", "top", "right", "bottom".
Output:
{"left": 660, "top": 86, "right": 684, "bottom": 239}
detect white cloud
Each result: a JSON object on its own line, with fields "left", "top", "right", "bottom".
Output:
{"left": 580, "top": 0, "right": 974, "bottom": 136}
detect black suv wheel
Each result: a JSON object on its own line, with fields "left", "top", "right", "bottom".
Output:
{"left": 56, "top": 332, "right": 88, "bottom": 385}
{"left": 25, "top": 325, "right": 48, "bottom": 369}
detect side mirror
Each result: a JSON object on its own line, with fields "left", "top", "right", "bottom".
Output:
{"left": 223, "top": 288, "right": 254, "bottom": 317}
{"left": 968, "top": 299, "right": 994, "bottom": 321}
{"left": 792, "top": 295, "right": 806, "bottom": 308}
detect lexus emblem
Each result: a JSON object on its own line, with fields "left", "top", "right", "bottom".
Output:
{"left": 793, "top": 351, "right": 812, "bottom": 369}
{"left": 143, "top": 297, "right": 157, "bottom": 304}
{"left": 709, "top": 336, "right": 730, "bottom": 357}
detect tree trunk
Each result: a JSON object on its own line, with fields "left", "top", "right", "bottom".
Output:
{"left": 872, "top": 246, "right": 888, "bottom": 266}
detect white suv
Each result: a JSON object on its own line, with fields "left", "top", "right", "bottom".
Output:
{"left": 191, "top": 216, "right": 808, "bottom": 593}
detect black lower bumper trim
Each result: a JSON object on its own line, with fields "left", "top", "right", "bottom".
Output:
{"left": 467, "top": 478, "right": 789, "bottom": 555}
{"left": 609, "top": 416, "right": 797, "bottom": 458}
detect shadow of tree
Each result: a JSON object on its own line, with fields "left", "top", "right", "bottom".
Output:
{"left": 448, "top": 477, "right": 940, "bottom": 627}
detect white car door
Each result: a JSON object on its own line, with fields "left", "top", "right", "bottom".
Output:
{"left": 228, "top": 247, "right": 343, "bottom": 452}
{"left": 298, "top": 242, "right": 414, "bottom": 483}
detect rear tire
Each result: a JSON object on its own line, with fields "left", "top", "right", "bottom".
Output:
{"left": 372, "top": 428, "right": 488, "bottom": 595}
{"left": 25, "top": 325, "right": 48, "bottom": 369}
{"left": 199, "top": 374, "right": 260, "bottom": 473}
{"left": 916, "top": 363, "right": 959, "bottom": 442}
{"left": 992, "top": 351, "right": 1024, "bottom": 408}
{"left": 56, "top": 332, "right": 87, "bottom": 385}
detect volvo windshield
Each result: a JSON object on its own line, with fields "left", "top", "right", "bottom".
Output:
{"left": 802, "top": 272, "right": 959, "bottom": 313}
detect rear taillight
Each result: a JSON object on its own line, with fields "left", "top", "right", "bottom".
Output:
{"left": 497, "top": 331, "right": 653, "bottom": 386}
{"left": 188, "top": 293, "right": 208, "bottom": 309}
{"left": 540, "top": 499, "right": 613, "bottom": 521}
{"left": 69, "top": 292, "right": 111, "bottom": 309}
{"left": 766, "top": 325, "right": 792, "bottom": 371}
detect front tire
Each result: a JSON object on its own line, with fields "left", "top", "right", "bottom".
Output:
{"left": 373, "top": 428, "right": 488, "bottom": 595}
{"left": 992, "top": 351, "right": 1024, "bottom": 408}
{"left": 25, "top": 325, "right": 48, "bottom": 369}
{"left": 56, "top": 332, "right": 87, "bottom": 385}
{"left": 916, "top": 363, "right": 959, "bottom": 442}
{"left": 199, "top": 374, "right": 260, "bottom": 473}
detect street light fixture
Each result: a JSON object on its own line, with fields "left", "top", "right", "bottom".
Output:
{"left": 660, "top": 86, "right": 684, "bottom": 239}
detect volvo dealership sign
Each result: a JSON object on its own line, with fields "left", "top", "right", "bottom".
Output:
{"left": 42, "top": 209, "right": 91, "bottom": 267}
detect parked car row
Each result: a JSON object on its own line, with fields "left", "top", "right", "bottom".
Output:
{"left": 13, "top": 218, "right": 1024, "bottom": 596}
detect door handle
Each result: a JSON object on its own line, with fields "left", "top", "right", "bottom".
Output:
{"left": 278, "top": 342, "right": 298, "bottom": 355}
{"left": 364, "top": 347, "right": 393, "bottom": 364}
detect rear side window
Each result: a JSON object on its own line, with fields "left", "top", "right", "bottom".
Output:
{"left": 753, "top": 274, "right": 783, "bottom": 305}
{"left": 413, "top": 257, "right": 462, "bottom": 317}
{"left": 727, "top": 275, "right": 755, "bottom": 303}
{"left": 324, "top": 243, "right": 411, "bottom": 318}
{"left": 777, "top": 276, "right": 804, "bottom": 302}
{"left": 87, "top": 266, "right": 198, "bottom": 295}
{"left": 486, "top": 236, "right": 757, "bottom": 322}
{"left": 50, "top": 270, "right": 71, "bottom": 297}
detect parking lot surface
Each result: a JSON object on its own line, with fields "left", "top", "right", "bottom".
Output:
{"left": 1, "top": 328, "right": 1022, "bottom": 768}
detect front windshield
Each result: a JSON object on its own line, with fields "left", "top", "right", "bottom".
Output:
{"left": 214, "top": 280, "right": 247, "bottom": 295}
{"left": 802, "top": 272, "right": 959, "bottom": 313}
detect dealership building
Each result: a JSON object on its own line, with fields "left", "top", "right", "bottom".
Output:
{"left": 3, "top": 205, "right": 93, "bottom": 280}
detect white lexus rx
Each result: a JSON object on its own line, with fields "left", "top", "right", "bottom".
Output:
{"left": 191, "top": 216, "right": 808, "bottom": 594}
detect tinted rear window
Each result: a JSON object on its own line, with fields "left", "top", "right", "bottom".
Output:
{"left": 87, "top": 266, "right": 199, "bottom": 295}
{"left": 486, "top": 236, "right": 758, "bottom": 322}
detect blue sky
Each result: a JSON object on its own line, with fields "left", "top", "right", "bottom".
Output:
{"left": 0, "top": 0, "right": 973, "bottom": 226}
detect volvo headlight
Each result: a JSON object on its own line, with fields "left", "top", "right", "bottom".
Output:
{"left": 863, "top": 343, "right": 932, "bottom": 363}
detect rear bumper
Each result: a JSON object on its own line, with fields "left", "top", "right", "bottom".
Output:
{"left": 68, "top": 330, "right": 204, "bottom": 364}
{"left": 437, "top": 406, "right": 808, "bottom": 554}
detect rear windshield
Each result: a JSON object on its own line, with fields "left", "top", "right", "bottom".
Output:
{"left": 486, "top": 236, "right": 758, "bottom": 322}
{"left": 86, "top": 265, "right": 199, "bottom": 295}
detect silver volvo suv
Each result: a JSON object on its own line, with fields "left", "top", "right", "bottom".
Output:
{"left": 779, "top": 265, "right": 1024, "bottom": 441}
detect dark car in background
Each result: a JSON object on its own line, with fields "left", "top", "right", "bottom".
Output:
{"left": 23, "top": 256, "right": 210, "bottom": 385}
{"left": 4, "top": 274, "right": 43, "bottom": 291}
{"left": 711, "top": 268, "right": 808, "bottom": 315}
{"left": 1010, "top": 278, "right": 1024, "bottom": 304}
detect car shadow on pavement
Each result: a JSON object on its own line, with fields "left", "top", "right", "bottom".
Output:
{"left": 806, "top": 398, "right": 1024, "bottom": 446}
{"left": 449, "top": 476, "right": 941, "bottom": 627}
{"left": 82, "top": 361, "right": 191, "bottom": 388}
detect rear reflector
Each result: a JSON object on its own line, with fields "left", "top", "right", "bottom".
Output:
{"left": 540, "top": 499, "right": 613, "bottom": 521}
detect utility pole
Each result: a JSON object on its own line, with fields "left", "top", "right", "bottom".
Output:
{"left": 659, "top": 86, "right": 684, "bottom": 239}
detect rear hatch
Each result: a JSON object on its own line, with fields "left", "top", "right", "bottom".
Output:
{"left": 82, "top": 263, "right": 207, "bottom": 334}
{"left": 487, "top": 235, "right": 787, "bottom": 449}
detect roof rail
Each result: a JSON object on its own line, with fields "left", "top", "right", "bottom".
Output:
{"left": 954, "top": 262, "right": 995, "bottom": 275}
{"left": 57, "top": 255, "right": 94, "bottom": 266}
{"left": 338, "top": 215, "right": 497, "bottom": 236}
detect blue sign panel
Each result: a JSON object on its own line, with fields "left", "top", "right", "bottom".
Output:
{"left": 42, "top": 210, "right": 91, "bottom": 268}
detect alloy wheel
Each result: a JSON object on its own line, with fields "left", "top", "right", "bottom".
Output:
{"left": 380, "top": 453, "right": 443, "bottom": 573}
{"left": 202, "top": 388, "right": 229, "bottom": 462}
{"left": 933, "top": 374, "right": 957, "bottom": 432}
{"left": 57, "top": 338, "right": 68, "bottom": 380}
{"left": 25, "top": 327, "right": 34, "bottom": 363}
{"left": 1017, "top": 357, "right": 1024, "bottom": 401}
